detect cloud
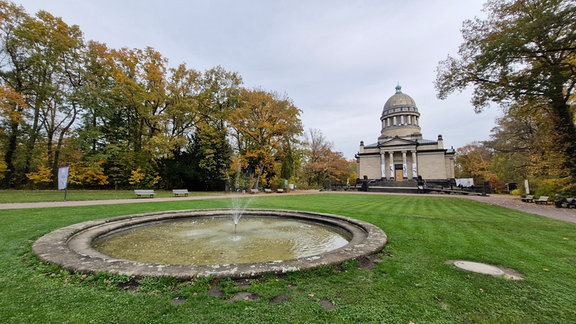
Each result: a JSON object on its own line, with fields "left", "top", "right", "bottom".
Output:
{"left": 16, "top": 0, "right": 495, "bottom": 158}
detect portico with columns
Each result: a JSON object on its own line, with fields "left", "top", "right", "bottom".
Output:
{"left": 356, "top": 85, "right": 455, "bottom": 187}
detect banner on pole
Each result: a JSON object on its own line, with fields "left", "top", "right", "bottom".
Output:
{"left": 58, "top": 166, "right": 69, "bottom": 190}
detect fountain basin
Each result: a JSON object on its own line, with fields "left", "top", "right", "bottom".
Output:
{"left": 33, "top": 209, "right": 387, "bottom": 279}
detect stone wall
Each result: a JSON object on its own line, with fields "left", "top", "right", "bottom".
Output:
{"left": 417, "top": 152, "right": 448, "bottom": 179}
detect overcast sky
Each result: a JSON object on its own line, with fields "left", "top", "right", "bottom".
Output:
{"left": 15, "top": 0, "right": 502, "bottom": 159}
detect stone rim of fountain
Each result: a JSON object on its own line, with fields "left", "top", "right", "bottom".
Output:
{"left": 32, "top": 209, "right": 388, "bottom": 279}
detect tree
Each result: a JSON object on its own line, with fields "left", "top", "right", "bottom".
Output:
{"left": 486, "top": 111, "right": 535, "bottom": 183}
{"left": 301, "top": 128, "right": 352, "bottom": 189}
{"left": 31, "top": 11, "right": 85, "bottom": 186}
{"left": 1, "top": 1, "right": 311, "bottom": 191}
{"left": 190, "top": 66, "right": 241, "bottom": 190}
{"left": 0, "top": 83, "right": 27, "bottom": 186}
{"left": 0, "top": 1, "right": 29, "bottom": 187}
{"left": 454, "top": 142, "right": 499, "bottom": 189}
{"left": 488, "top": 99, "right": 574, "bottom": 194}
{"left": 0, "top": 3, "right": 86, "bottom": 187}
{"left": 436, "top": 0, "right": 576, "bottom": 180}
{"left": 77, "top": 45, "right": 203, "bottom": 188}
{"left": 158, "top": 66, "right": 242, "bottom": 191}
{"left": 229, "top": 89, "right": 303, "bottom": 189}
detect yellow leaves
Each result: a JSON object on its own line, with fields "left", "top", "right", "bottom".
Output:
{"left": 0, "top": 160, "right": 8, "bottom": 181}
{"left": 230, "top": 89, "right": 302, "bottom": 148}
{"left": 68, "top": 161, "right": 109, "bottom": 186}
{"left": 454, "top": 142, "right": 497, "bottom": 182}
{"left": 26, "top": 166, "right": 52, "bottom": 184}
{"left": 228, "top": 88, "right": 303, "bottom": 186}
{"left": 144, "top": 135, "right": 186, "bottom": 159}
{"left": 128, "top": 168, "right": 145, "bottom": 185}
{"left": 151, "top": 175, "right": 162, "bottom": 186}
{"left": 128, "top": 167, "right": 161, "bottom": 188}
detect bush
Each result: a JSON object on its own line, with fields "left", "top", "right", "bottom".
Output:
{"left": 25, "top": 166, "right": 52, "bottom": 188}
{"left": 0, "top": 161, "right": 7, "bottom": 180}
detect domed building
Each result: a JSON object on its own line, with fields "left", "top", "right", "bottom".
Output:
{"left": 356, "top": 85, "right": 455, "bottom": 191}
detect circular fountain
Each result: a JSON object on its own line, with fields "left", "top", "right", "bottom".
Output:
{"left": 33, "top": 209, "right": 387, "bottom": 279}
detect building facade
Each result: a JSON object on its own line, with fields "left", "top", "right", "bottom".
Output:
{"left": 356, "top": 85, "right": 455, "bottom": 183}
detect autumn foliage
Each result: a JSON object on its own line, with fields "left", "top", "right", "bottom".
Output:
{"left": 0, "top": 1, "right": 354, "bottom": 190}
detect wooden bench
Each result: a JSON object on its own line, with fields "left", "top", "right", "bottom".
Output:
{"left": 172, "top": 189, "right": 189, "bottom": 197}
{"left": 277, "top": 188, "right": 284, "bottom": 193}
{"left": 264, "top": 188, "right": 272, "bottom": 193}
{"left": 534, "top": 196, "right": 549, "bottom": 204}
{"left": 250, "top": 188, "right": 259, "bottom": 194}
{"left": 134, "top": 189, "right": 155, "bottom": 198}
{"left": 520, "top": 195, "right": 534, "bottom": 202}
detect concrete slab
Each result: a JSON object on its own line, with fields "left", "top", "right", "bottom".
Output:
{"left": 449, "top": 260, "right": 524, "bottom": 280}
{"left": 453, "top": 261, "right": 505, "bottom": 276}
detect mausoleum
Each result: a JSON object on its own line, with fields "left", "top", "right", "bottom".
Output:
{"left": 356, "top": 85, "right": 455, "bottom": 191}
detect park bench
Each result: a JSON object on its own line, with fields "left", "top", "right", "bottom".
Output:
{"left": 277, "top": 188, "right": 284, "bottom": 193}
{"left": 558, "top": 197, "right": 576, "bottom": 208}
{"left": 520, "top": 195, "right": 534, "bottom": 202}
{"left": 250, "top": 188, "right": 259, "bottom": 194}
{"left": 534, "top": 196, "right": 549, "bottom": 204}
{"left": 134, "top": 189, "right": 155, "bottom": 198}
{"left": 172, "top": 189, "right": 189, "bottom": 197}
{"left": 264, "top": 188, "right": 272, "bottom": 193}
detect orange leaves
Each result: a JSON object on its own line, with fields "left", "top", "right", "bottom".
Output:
{"left": 0, "top": 84, "right": 27, "bottom": 123}
{"left": 302, "top": 128, "right": 354, "bottom": 187}
{"left": 455, "top": 142, "right": 502, "bottom": 190}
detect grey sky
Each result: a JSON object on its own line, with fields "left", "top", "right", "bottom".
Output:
{"left": 15, "top": 0, "right": 501, "bottom": 158}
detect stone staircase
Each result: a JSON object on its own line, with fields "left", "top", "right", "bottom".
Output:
{"left": 358, "top": 179, "right": 420, "bottom": 193}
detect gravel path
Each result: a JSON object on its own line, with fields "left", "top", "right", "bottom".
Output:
{"left": 459, "top": 194, "right": 576, "bottom": 224}
{"left": 1, "top": 191, "right": 575, "bottom": 224}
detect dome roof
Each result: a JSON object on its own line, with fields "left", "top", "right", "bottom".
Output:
{"left": 383, "top": 84, "right": 417, "bottom": 110}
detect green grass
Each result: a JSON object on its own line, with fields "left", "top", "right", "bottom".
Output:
{"left": 1, "top": 192, "right": 575, "bottom": 323}
{"left": 0, "top": 189, "right": 218, "bottom": 203}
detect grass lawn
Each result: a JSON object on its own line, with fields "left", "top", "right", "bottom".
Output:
{"left": 1, "top": 192, "right": 575, "bottom": 323}
{"left": 0, "top": 189, "right": 218, "bottom": 203}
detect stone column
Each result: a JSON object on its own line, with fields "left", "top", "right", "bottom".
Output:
{"left": 388, "top": 151, "right": 394, "bottom": 179}
{"left": 412, "top": 151, "right": 418, "bottom": 179}
{"left": 402, "top": 151, "right": 407, "bottom": 179}
{"left": 380, "top": 153, "right": 386, "bottom": 178}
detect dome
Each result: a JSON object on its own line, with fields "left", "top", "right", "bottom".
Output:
{"left": 379, "top": 84, "right": 421, "bottom": 140}
{"left": 383, "top": 84, "right": 417, "bottom": 111}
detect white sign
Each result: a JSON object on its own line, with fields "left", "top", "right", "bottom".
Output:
{"left": 455, "top": 178, "right": 474, "bottom": 187}
{"left": 58, "top": 166, "right": 69, "bottom": 190}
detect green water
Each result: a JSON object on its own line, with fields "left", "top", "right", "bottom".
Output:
{"left": 94, "top": 217, "right": 350, "bottom": 265}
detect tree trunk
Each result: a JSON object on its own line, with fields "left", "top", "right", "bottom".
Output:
{"left": 23, "top": 102, "right": 41, "bottom": 175}
{"left": 2, "top": 119, "right": 19, "bottom": 188}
